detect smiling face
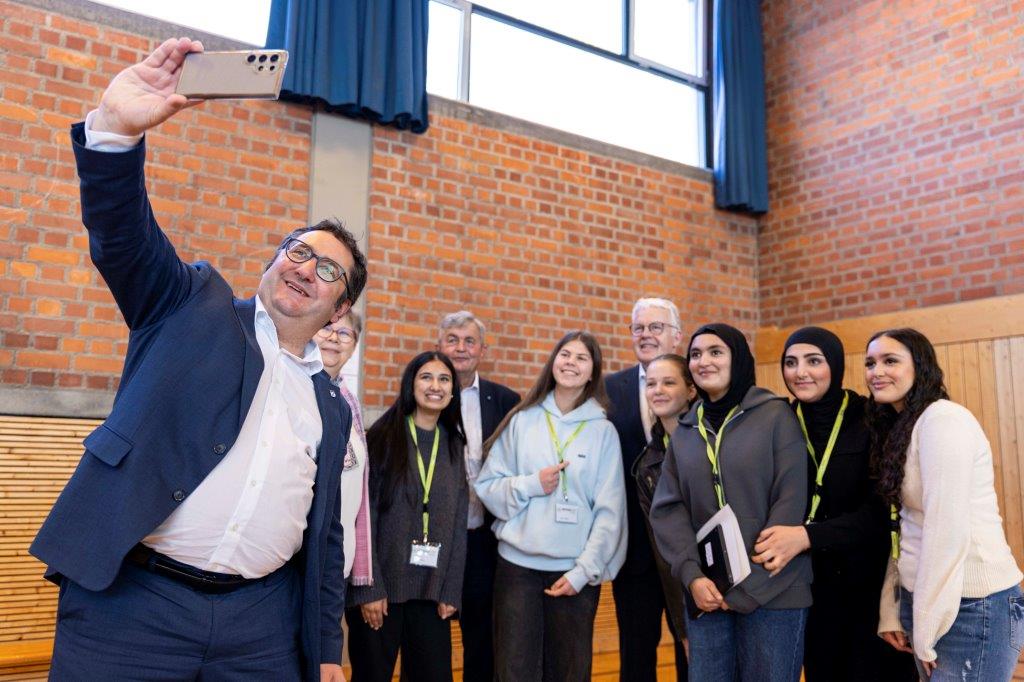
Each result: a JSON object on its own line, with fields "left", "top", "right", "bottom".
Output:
{"left": 438, "top": 322, "right": 485, "bottom": 386}
{"left": 552, "top": 339, "right": 594, "bottom": 392}
{"left": 782, "top": 343, "right": 833, "bottom": 403}
{"left": 314, "top": 312, "right": 359, "bottom": 379}
{"left": 257, "top": 229, "right": 355, "bottom": 335}
{"left": 632, "top": 305, "right": 682, "bottom": 367}
{"left": 413, "top": 359, "right": 454, "bottom": 416}
{"left": 864, "top": 335, "right": 916, "bottom": 412}
{"left": 645, "top": 358, "right": 697, "bottom": 420}
{"left": 688, "top": 334, "right": 732, "bottom": 402}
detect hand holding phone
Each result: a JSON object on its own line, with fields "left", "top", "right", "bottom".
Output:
{"left": 92, "top": 37, "right": 206, "bottom": 137}
{"left": 175, "top": 50, "right": 289, "bottom": 100}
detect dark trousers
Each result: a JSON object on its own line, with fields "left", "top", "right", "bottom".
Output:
{"left": 50, "top": 561, "right": 301, "bottom": 681}
{"left": 346, "top": 599, "right": 453, "bottom": 682}
{"left": 613, "top": 566, "right": 688, "bottom": 682}
{"left": 804, "top": 578, "right": 917, "bottom": 682}
{"left": 492, "top": 556, "right": 600, "bottom": 682}
{"left": 458, "top": 526, "right": 498, "bottom": 682}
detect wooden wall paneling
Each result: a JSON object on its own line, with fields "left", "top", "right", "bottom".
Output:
{"left": 978, "top": 340, "right": 1007, "bottom": 511}
{"left": 999, "top": 338, "right": 1024, "bottom": 568}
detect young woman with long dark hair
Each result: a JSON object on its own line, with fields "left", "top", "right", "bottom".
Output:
{"left": 750, "top": 326, "right": 915, "bottom": 680}
{"left": 868, "top": 328, "right": 1023, "bottom": 681}
{"left": 475, "top": 331, "right": 626, "bottom": 682}
{"left": 345, "top": 351, "right": 468, "bottom": 682}
{"left": 649, "top": 323, "right": 811, "bottom": 682}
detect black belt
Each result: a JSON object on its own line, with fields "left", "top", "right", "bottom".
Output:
{"left": 125, "top": 544, "right": 261, "bottom": 593}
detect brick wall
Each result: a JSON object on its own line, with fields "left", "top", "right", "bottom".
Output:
{"left": 0, "top": 1, "right": 312, "bottom": 394}
{"left": 759, "top": 0, "right": 1024, "bottom": 328}
{"left": 361, "top": 115, "right": 758, "bottom": 409}
{"left": 0, "top": 1, "right": 759, "bottom": 409}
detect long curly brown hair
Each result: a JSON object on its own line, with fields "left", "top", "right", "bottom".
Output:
{"left": 865, "top": 328, "right": 949, "bottom": 505}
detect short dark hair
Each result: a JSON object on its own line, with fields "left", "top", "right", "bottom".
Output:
{"left": 266, "top": 218, "right": 368, "bottom": 308}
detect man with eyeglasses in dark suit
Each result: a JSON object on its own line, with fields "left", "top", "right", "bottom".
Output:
{"left": 31, "top": 38, "right": 366, "bottom": 682}
{"left": 605, "top": 298, "right": 687, "bottom": 682}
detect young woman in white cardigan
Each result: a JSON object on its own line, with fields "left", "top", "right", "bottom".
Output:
{"left": 868, "top": 328, "right": 1023, "bottom": 681}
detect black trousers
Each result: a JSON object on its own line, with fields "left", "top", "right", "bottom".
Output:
{"left": 458, "top": 526, "right": 498, "bottom": 682}
{"left": 804, "top": 577, "right": 918, "bottom": 682}
{"left": 493, "top": 556, "right": 600, "bottom": 682}
{"left": 613, "top": 566, "right": 688, "bottom": 682}
{"left": 346, "top": 599, "right": 453, "bottom": 682}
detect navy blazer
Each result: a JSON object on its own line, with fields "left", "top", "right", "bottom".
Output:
{"left": 478, "top": 377, "right": 520, "bottom": 441}
{"left": 30, "top": 124, "right": 350, "bottom": 680}
{"left": 605, "top": 364, "right": 656, "bottom": 576}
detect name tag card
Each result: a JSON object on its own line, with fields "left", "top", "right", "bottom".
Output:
{"left": 555, "top": 503, "right": 579, "bottom": 524}
{"left": 409, "top": 541, "right": 441, "bottom": 567}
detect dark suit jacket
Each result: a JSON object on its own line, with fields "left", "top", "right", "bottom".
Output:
{"left": 30, "top": 124, "right": 350, "bottom": 680}
{"left": 478, "top": 377, "right": 520, "bottom": 441}
{"left": 605, "top": 364, "right": 655, "bottom": 577}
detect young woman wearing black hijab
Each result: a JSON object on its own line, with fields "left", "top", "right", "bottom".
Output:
{"left": 752, "top": 327, "right": 917, "bottom": 681}
{"left": 648, "top": 323, "right": 811, "bottom": 682}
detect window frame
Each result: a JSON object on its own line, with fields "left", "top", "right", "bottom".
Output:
{"left": 430, "top": 0, "right": 713, "bottom": 167}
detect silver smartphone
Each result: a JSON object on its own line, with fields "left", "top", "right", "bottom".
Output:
{"left": 175, "top": 50, "right": 289, "bottom": 100}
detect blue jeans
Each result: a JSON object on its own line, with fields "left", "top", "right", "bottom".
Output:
{"left": 900, "top": 585, "right": 1024, "bottom": 682}
{"left": 684, "top": 606, "right": 807, "bottom": 681}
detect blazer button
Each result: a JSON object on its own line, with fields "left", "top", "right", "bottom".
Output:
{"left": 172, "top": 489, "right": 186, "bottom": 502}
{"left": 213, "top": 443, "right": 227, "bottom": 455}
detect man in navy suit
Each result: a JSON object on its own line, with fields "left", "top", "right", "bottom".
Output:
{"left": 30, "top": 38, "right": 366, "bottom": 682}
{"left": 605, "top": 298, "right": 686, "bottom": 682}
{"left": 436, "top": 311, "right": 519, "bottom": 682}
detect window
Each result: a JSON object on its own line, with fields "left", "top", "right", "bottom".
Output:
{"left": 427, "top": 0, "right": 709, "bottom": 167}
{"left": 89, "top": 0, "right": 272, "bottom": 46}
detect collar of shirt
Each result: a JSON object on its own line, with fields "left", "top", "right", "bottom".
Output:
{"left": 253, "top": 295, "right": 324, "bottom": 376}
{"left": 463, "top": 372, "right": 481, "bottom": 395}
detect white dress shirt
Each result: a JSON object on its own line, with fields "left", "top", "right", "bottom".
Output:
{"left": 638, "top": 364, "right": 653, "bottom": 443}
{"left": 461, "top": 373, "right": 486, "bottom": 529}
{"left": 141, "top": 293, "right": 325, "bottom": 577}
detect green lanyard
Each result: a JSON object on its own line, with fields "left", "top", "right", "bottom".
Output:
{"left": 545, "top": 412, "right": 586, "bottom": 501}
{"left": 890, "top": 504, "right": 900, "bottom": 560}
{"left": 407, "top": 416, "right": 439, "bottom": 541}
{"left": 696, "top": 404, "right": 739, "bottom": 509}
{"left": 795, "top": 392, "right": 849, "bottom": 523}
{"left": 662, "top": 433, "right": 670, "bottom": 449}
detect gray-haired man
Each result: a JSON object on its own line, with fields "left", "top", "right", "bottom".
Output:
{"left": 437, "top": 311, "right": 519, "bottom": 682}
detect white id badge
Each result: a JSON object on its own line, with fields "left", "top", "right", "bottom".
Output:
{"left": 555, "top": 503, "right": 579, "bottom": 524}
{"left": 409, "top": 541, "right": 441, "bottom": 567}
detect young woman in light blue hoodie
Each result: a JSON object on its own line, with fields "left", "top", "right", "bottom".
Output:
{"left": 476, "top": 330, "right": 627, "bottom": 682}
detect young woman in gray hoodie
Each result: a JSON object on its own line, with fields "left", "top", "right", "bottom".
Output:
{"left": 649, "top": 323, "right": 811, "bottom": 682}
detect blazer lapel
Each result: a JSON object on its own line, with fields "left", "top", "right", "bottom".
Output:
{"left": 308, "top": 372, "right": 346, "bottom": 539}
{"left": 233, "top": 297, "right": 263, "bottom": 429}
{"left": 479, "top": 380, "right": 499, "bottom": 438}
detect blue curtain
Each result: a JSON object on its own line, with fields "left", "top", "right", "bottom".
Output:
{"left": 713, "top": 0, "right": 768, "bottom": 213}
{"left": 265, "top": 0, "right": 429, "bottom": 133}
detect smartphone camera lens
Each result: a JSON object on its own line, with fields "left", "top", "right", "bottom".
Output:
{"left": 269, "top": 65, "right": 276, "bottom": 71}
{"left": 270, "top": 54, "right": 279, "bottom": 63}
{"left": 258, "top": 54, "right": 268, "bottom": 63}
{"left": 247, "top": 54, "right": 256, "bottom": 63}
{"left": 258, "top": 65, "right": 265, "bottom": 71}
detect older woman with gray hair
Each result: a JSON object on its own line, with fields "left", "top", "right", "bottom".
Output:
{"left": 314, "top": 310, "right": 374, "bottom": 587}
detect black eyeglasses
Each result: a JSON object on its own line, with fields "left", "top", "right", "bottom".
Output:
{"left": 282, "top": 238, "right": 349, "bottom": 287}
